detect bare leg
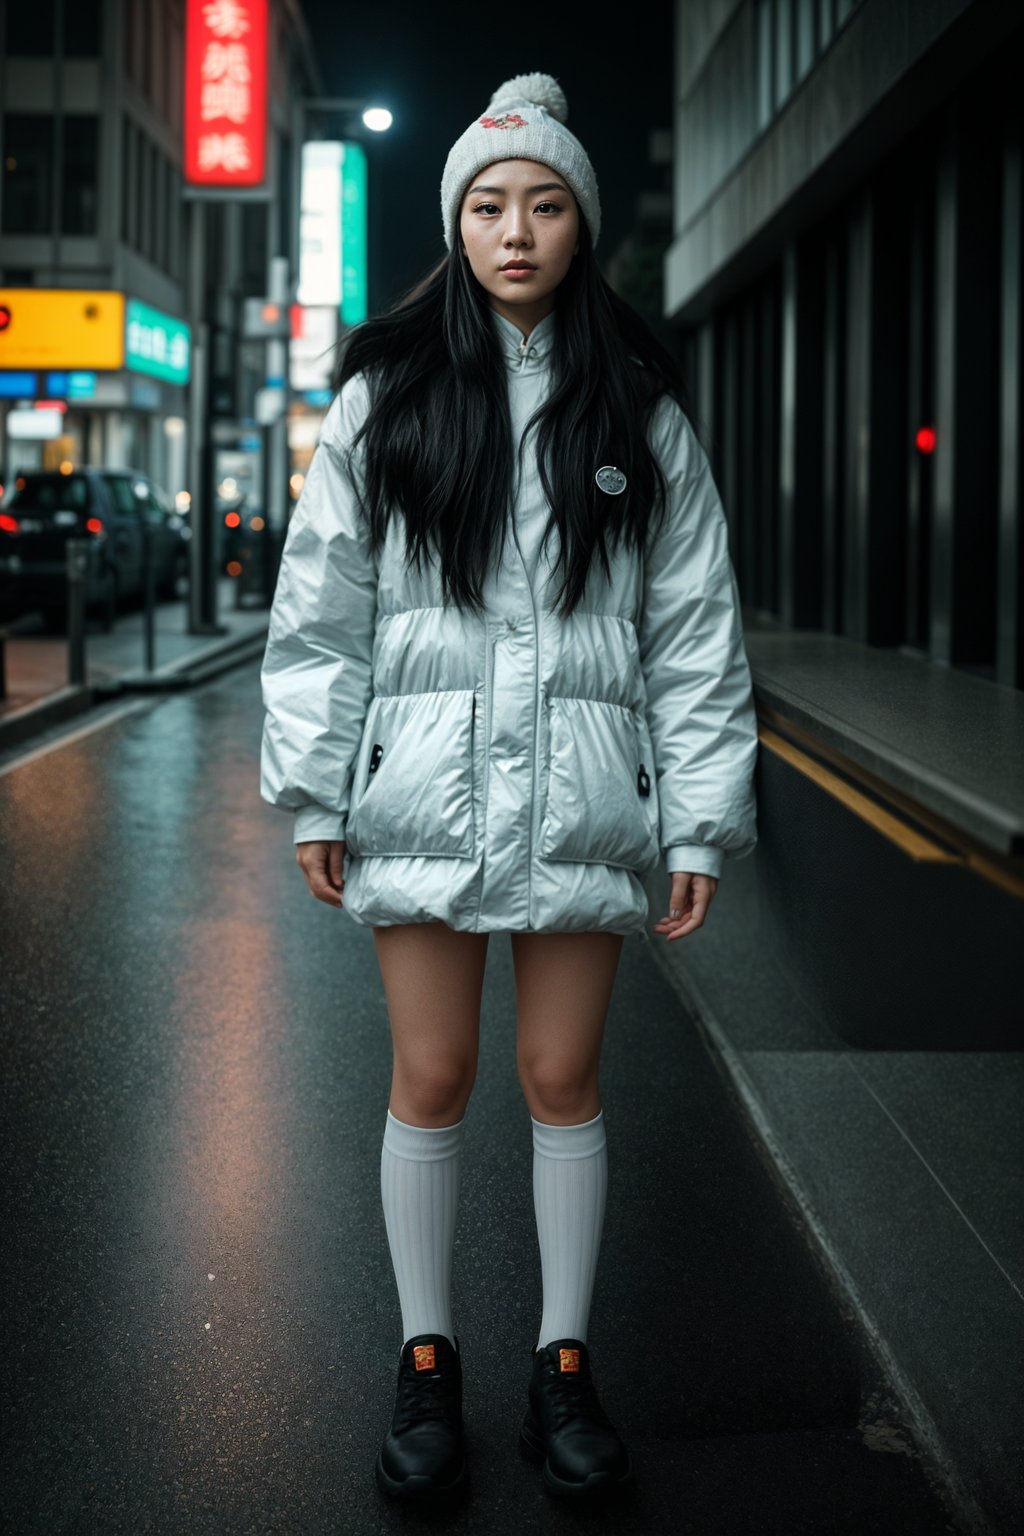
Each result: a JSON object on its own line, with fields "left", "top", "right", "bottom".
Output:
{"left": 373, "top": 922, "right": 490, "bottom": 1126}
{"left": 372, "top": 921, "right": 486, "bottom": 1495}
{"left": 511, "top": 930, "right": 625, "bottom": 1353}
{"left": 511, "top": 931, "right": 624, "bottom": 1121}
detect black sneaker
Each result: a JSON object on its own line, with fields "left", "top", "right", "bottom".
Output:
{"left": 375, "top": 1333, "right": 467, "bottom": 1500}
{"left": 519, "top": 1338, "right": 633, "bottom": 1498}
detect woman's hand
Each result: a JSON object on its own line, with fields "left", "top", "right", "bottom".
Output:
{"left": 296, "top": 840, "right": 346, "bottom": 908}
{"left": 652, "top": 871, "right": 718, "bottom": 941}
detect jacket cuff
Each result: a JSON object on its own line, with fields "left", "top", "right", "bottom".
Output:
{"left": 293, "top": 805, "right": 347, "bottom": 845}
{"left": 664, "top": 844, "right": 724, "bottom": 880}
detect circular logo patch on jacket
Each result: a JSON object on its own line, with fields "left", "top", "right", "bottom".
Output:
{"left": 595, "top": 465, "right": 627, "bottom": 495}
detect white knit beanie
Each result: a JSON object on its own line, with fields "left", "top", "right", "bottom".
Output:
{"left": 440, "top": 72, "right": 601, "bottom": 253}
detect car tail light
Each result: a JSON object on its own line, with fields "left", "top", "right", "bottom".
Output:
{"left": 0, "top": 513, "right": 19, "bottom": 534}
{"left": 85, "top": 517, "right": 105, "bottom": 534}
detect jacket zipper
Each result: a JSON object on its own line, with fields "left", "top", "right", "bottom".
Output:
{"left": 507, "top": 431, "right": 540, "bottom": 923}
{"left": 478, "top": 639, "right": 496, "bottom": 841}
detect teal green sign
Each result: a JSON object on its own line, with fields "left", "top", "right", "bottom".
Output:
{"left": 125, "top": 299, "right": 191, "bottom": 385}
{"left": 341, "top": 142, "right": 368, "bottom": 325}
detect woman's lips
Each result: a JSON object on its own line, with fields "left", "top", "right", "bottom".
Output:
{"left": 501, "top": 266, "right": 537, "bottom": 278}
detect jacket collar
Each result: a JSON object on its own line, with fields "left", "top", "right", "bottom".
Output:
{"left": 488, "top": 306, "right": 556, "bottom": 373}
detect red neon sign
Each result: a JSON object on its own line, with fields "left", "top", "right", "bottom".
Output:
{"left": 184, "top": 0, "right": 267, "bottom": 187}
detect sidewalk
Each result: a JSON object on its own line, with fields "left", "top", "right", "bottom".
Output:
{"left": 0, "top": 578, "right": 269, "bottom": 747}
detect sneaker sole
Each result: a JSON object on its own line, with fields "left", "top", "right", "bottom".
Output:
{"left": 519, "top": 1413, "right": 634, "bottom": 1498}
{"left": 374, "top": 1448, "right": 467, "bottom": 1502}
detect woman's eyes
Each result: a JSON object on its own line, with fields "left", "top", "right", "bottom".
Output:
{"left": 472, "top": 202, "right": 561, "bottom": 215}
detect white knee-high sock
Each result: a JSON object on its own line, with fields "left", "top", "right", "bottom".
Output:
{"left": 532, "top": 1109, "right": 608, "bottom": 1351}
{"left": 380, "top": 1109, "right": 464, "bottom": 1349}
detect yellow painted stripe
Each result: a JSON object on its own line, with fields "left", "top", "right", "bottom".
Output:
{"left": 758, "top": 724, "right": 959, "bottom": 862}
{"left": 755, "top": 712, "right": 1024, "bottom": 899}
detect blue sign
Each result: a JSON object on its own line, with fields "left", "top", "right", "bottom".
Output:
{"left": 0, "top": 372, "right": 36, "bottom": 397}
{"left": 46, "top": 370, "right": 97, "bottom": 400}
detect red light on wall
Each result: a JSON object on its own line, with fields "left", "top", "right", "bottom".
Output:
{"left": 224, "top": 511, "right": 242, "bottom": 528}
{"left": 184, "top": 0, "right": 268, "bottom": 187}
{"left": 0, "top": 513, "right": 19, "bottom": 534}
{"left": 915, "top": 426, "right": 937, "bottom": 454}
{"left": 85, "top": 517, "right": 105, "bottom": 534}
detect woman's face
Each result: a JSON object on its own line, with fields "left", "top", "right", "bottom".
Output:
{"left": 458, "top": 158, "right": 580, "bottom": 327}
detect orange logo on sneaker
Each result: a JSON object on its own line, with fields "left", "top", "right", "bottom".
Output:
{"left": 413, "top": 1345, "right": 436, "bottom": 1371}
{"left": 559, "top": 1348, "right": 580, "bottom": 1373}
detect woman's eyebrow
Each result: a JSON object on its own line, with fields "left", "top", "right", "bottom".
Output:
{"left": 466, "top": 182, "right": 569, "bottom": 196}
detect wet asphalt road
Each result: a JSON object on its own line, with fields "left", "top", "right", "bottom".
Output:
{"left": 0, "top": 663, "right": 956, "bottom": 1534}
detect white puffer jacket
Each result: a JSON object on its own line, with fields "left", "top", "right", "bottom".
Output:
{"left": 260, "top": 306, "right": 759, "bottom": 933}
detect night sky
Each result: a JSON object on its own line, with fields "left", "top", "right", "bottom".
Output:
{"left": 299, "top": 0, "right": 676, "bottom": 311}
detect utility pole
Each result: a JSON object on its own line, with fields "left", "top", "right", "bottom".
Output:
{"left": 185, "top": 198, "right": 226, "bottom": 636}
{"left": 260, "top": 255, "right": 292, "bottom": 602}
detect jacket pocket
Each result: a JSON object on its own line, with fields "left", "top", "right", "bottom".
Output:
{"left": 345, "top": 688, "right": 477, "bottom": 859}
{"left": 538, "top": 695, "right": 660, "bottom": 871}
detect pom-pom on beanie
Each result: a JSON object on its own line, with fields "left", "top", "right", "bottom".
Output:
{"left": 440, "top": 72, "right": 601, "bottom": 253}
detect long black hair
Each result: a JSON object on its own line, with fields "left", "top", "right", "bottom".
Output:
{"left": 331, "top": 213, "right": 694, "bottom": 620}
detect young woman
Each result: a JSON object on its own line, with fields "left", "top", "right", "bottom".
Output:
{"left": 260, "top": 72, "right": 759, "bottom": 1503}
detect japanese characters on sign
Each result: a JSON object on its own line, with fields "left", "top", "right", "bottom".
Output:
{"left": 184, "top": 0, "right": 268, "bottom": 187}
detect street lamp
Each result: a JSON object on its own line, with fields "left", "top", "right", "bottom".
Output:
{"left": 290, "top": 96, "right": 393, "bottom": 320}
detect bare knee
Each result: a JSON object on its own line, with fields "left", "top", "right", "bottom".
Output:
{"left": 517, "top": 1055, "right": 599, "bottom": 1123}
{"left": 391, "top": 1054, "right": 477, "bottom": 1125}
{"left": 374, "top": 924, "right": 488, "bottom": 1127}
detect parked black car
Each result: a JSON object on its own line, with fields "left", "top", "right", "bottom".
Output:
{"left": 0, "top": 468, "right": 190, "bottom": 628}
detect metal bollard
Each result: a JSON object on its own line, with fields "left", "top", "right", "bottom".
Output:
{"left": 66, "top": 537, "right": 90, "bottom": 686}
{"left": 141, "top": 519, "right": 156, "bottom": 672}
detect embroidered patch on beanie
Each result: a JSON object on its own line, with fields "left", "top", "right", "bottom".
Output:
{"left": 440, "top": 71, "right": 602, "bottom": 253}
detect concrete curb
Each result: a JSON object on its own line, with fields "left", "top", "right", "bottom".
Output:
{"left": 0, "top": 626, "right": 268, "bottom": 751}
{"left": 92, "top": 627, "right": 268, "bottom": 696}
{"left": 0, "top": 684, "right": 97, "bottom": 750}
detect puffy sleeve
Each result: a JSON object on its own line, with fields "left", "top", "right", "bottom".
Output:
{"left": 637, "top": 396, "right": 759, "bottom": 881}
{"left": 259, "top": 372, "right": 378, "bottom": 844}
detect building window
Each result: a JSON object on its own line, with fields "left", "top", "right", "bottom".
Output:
{"left": 796, "top": 0, "right": 815, "bottom": 81}
{"left": 2, "top": 115, "right": 54, "bottom": 233}
{"left": 5, "top": 1, "right": 55, "bottom": 55}
{"left": 136, "top": 130, "right": 149, "bottom": 255}
{"left": 61, "top": 116, "right": 99, "bottom": 235}
{"left": 124, "top": 0, "right": 136, "bottom": 80}
{"left": 169, "top": 163, "right": 184, "bottom": 280}
{"left": 144, "top": 138, "right": 157, "bottom": 260}
{"left": 756, "top": 0, "right": 773, "bottom": 131}
{"left": 64, "top": 0, "right": 102, "bottom": 58}
{"left": 774, "top": 0, "right": 794, "bottom": 111}
{"left": 170, "top": 23, "right": 183, "bottom": 134}
{"left": 121, "top": 116, "right": 133, "bottom": 245}
{"left": 157, "top": 150, "right": 169, "bottom": 270}
{"left": 140, "top": 0, "right": 152, "bottom": 99}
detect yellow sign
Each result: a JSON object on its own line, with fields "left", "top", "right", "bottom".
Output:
{"left": 0, "top": 289, "right": 125, "bottom": 369}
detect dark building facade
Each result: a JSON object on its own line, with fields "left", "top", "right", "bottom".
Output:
{"left": 660, "top": 4, "right": 1023, "bottom": 1532}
